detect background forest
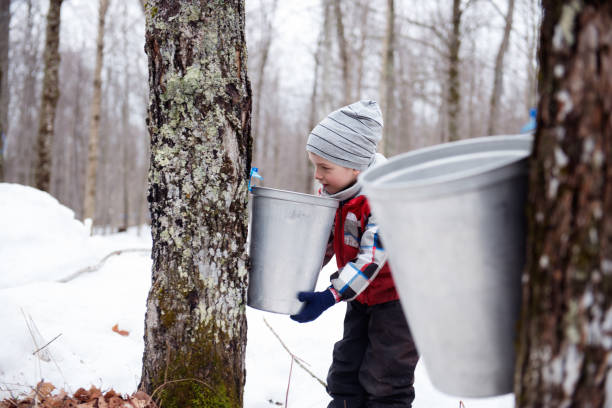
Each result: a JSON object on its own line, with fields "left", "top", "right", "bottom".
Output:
{"left": 0, "top": 0, "right": 540, "bottom": 230}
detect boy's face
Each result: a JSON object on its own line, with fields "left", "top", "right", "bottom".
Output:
{"left": 308, "top": 152, "right": 360, "bottom": 194}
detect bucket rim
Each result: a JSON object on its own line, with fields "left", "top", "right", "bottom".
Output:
{"left": 251, "top": 186, "right": 339, "bottom": 208}
{"left": 360, "top": 134, "right": 533, "bottom": 195}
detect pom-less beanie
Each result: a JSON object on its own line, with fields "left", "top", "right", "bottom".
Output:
{"left": 306, "top": 100, "right": 383, "bottom": 171}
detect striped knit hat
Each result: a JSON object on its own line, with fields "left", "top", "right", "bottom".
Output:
{"left": 306, "top": 100, "right": 383, "bottom": 171}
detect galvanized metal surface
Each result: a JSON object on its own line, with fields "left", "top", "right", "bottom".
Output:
{"left": 248, "top": 186, "right": 338, "bottom": 315}
{"left": 360, "top": 134, "right": 533, "bottom": 397}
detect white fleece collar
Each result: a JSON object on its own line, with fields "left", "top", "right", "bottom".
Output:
{"left": 319, "top": 153, "right": 387, "bottom": 202}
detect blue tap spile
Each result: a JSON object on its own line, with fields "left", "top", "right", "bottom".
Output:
{"left": 248, "top": 167, "right": 263, "bottom": 192}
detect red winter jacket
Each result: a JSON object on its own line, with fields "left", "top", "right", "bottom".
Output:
{"left": 322, "top": 185, "right": 399, "bottom": 306}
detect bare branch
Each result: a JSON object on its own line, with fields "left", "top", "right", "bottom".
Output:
{"left": 398, "top": 34, "right": 449, "bottom": 58}
{"left": 32, "top": 333, "right": 63, "bottom": 355}
{"left": 263, "top": 317, "right": 327, "bottom": 388}
{"left": 57, "top": 248, "right": 151, "bottom": 283}
{"left": 486, "top": 0, "right": 507, "bottom": 20}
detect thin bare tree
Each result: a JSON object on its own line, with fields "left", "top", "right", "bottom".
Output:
{"left": 252, "top": 0, "right": 277, "bottom": 168}
{"left": 515, "top": 1, "right": 612, "bottom": 405}
{"left": 487, "top": 0, "right": 515, "bottom": 135}
{"left": 333, "top": 0, "right": 352, "bottom": 105}
{"left": 0, "top": 0, "right": 10, "bottom": 181}
{"left": 34, "top": 0, "right": 63, "bottom": 191}
{"left": 83, "top": 0, "right": 110, "bottom": 223}
{"left": 379, "top": 0, "right": 396, "bottom": 155}
{"left": 447, "top": 0, "right": 462, "bottom": 142}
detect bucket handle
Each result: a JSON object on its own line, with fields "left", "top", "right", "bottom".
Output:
{"left": 248, "top": 167, "right": 263, "bottom": 192}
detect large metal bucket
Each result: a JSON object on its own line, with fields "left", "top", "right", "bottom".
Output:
{"left": 360, "top": 134, "right": 532, "bottom": 397}
{"left": 248, "top": 186, "right": 338, "bottom": 314}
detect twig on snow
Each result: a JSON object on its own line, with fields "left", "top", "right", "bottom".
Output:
{"left": 285, "top": 357, "right": 294, "bottom": 408}
{"left": 32, "top": 333, "right": 62, "bottom": 356}
{"left": 263, "top": 317, "right": 327, "bottom": 388}
{"left": 57, "top": 248, "right": 151, "bottom": 283}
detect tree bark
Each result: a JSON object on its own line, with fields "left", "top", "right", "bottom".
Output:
{"left": 34, "top": 0, "right": 63, "bottom": 191}
{"left": 140, "top": 1, "right": 252, "bottom": 407}
{"left": 487, "top": 0, "right": 515, "bottom": 136}
{"left": 333, "top": 0, "right": 352, "bottom": 105}
{"left": 0, "top": 0, "right": 10, "bottom": 182}
{"left": 379, "top": 0, "right": 395, "bottom": 156}
{"left": 83, "top": 0, "right": 110, "bottom": 224}
{"left": 515, "top": 1, "right": 612, "bottom": 406}
{"left": 447, "top": 0, "right": 462, "bottom": 142}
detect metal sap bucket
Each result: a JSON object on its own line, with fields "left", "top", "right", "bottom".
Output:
{"left": 360, "top": 134, "right": 532, "bottom": 397}
{"left": 248, "top": 186, "right": 338, "bottom": 314}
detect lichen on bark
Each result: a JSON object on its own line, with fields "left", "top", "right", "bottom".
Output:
{"left": 140, "top": 1, "right": 252, "bottom": 407}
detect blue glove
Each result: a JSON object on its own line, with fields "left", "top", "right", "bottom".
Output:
{"left": 290, "top": 289, "right": 336, "bottom": 323}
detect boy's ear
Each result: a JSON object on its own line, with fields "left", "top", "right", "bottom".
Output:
{"left": 352, "top": 169, "right": 361, "bottom": 177}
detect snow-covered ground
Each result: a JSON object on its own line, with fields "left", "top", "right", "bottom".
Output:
{"left": 0, "top": 183, "right": 514, "bottom": 407}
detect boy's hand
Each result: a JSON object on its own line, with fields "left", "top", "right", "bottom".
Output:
{"left": 290, "top": 289, "right": 336, "bottom": 323}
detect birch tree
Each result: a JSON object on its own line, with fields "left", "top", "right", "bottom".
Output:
{"left": 34, "top": 0, "right": 62, "bottom": 192}
{"left": 83, "top": 0, "right": 110, "bottom": 224}
{"left": 0, "top": 0, "right": 10, "bottom": 181}
{"left": 140, "top": 1, "right": 252, "bottom": 406}
{"left": 515, "top": 1, "right": 612, "bottom": 405}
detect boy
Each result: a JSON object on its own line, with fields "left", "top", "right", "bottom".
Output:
{"left": 290, "top": 100, "right": 419, "bottom": 408}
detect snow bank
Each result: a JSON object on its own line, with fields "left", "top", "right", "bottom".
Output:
{"left": 0, "top": 183, "right": 514, "bottom": 407}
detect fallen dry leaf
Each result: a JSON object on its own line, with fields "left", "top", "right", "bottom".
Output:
{"left": 1, "top": 385, "right": 158, "bottom": 408}
{"left": 111, "top": 324, "right": 130, "bottom": 337}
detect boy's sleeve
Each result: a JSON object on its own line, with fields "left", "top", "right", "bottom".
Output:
{"left": 329, "top": 212, "right": 387, "bottom": 301}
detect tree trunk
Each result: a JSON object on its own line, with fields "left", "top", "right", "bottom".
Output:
{"left": 354, "top": 1, "right": 369, "bottom": 100}
{"left": 12, "top": 0, "right": 39, "bottom": 185}
{"left": 140, "top": 1, "right": 252, "bottom": 407}
{"left": 252, "top": 0, "right": 277, "bottom": 169}
{"left": 333, "top": 0, "right": 351, "bottom": 105}
{"left": 69, "top": 50, "right": 85, "bottom": 219}
{"left": 120, "top": 2, "right": 131, "bottom": 232}
{"left": 525, "top": 0, "right": 539, "bottom": 111}
{"left": 83, "top": 0, "right": 109, "bottom": 224}
{"left": 306, "top": 0, "right": 332, "bottom": 194}
{"left": 447, "top": 0, "right": 462, "bottom": 142}
{"left": 0, "top": 0, "right": 10, "bottom": 182}
{"left": 487, "top": 0, "right": 515, "bottom": 136}
{"left": 379, "top": 0, "right": 395, "bottom": 156}
{"left": 34, "top": 0, "right": 63, "bottom": 192}
{"left": 515, "top": 1, "right": 612, "bottom": 406}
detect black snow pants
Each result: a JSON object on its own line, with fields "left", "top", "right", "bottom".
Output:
{"left": 326, "top": 300, "right": 419, "bottom": 408}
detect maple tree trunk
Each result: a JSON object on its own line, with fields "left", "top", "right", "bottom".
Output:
{"left": 83, "top": 0, "right": 109, "bottom": 224}
{"left": 515, "top": 1, "right": 612, "bottom": 406}
{"left": 34, "top": 0, "right": 63, "bottom": 192}
{"left": 140, "top": 1, "right": 252, "bottom": 407}
{"left": 0, "top": 0, "right": 10, "bottom": 182}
